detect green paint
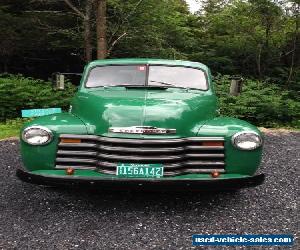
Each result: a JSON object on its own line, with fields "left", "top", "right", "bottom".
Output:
{"left": 20, "top": 113, "right": 87, "bottom": 171}
{"left": 32, "top": 169, "right": 250, "bottom": 180}
{"left": 20, "top": 59, "right": 263, "bottom": 183}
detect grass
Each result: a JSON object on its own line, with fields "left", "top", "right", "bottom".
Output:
{"left": 0, "top": 119, "right": 29, "bottom": 140}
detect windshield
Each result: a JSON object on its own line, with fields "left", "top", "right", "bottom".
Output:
{"left": 86, "top": 65, "right": 146, "bottom": 87}
{"left": 86, "top": 65, "right": 208, "bottom": 90}
{"left": 149, "top": 66, "right": 207, "bottom": 90}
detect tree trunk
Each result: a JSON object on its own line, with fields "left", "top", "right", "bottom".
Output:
{"left": 256, "top": 44, "right": 262, "bottom": 79}
{"left": 96, "top": 0, "right": 107, "bottom": 59}
{"left": 286, "top": 3, "right": 299, "bottom": 87}
{"left": 263, "top": 19, "right": 271, "bottom": 77}
{"left": 84, "top": 1, "right": 92, "bottom": 62}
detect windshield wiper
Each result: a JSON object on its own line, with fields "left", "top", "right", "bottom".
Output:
{"left": 149, "top": 81, "right": 189, "bottom": 89}
{"left": 149, "top": 80, "right": 176, "bottom": 87}
{"left": 111, "top": 84, "right": 168, "bottom": 89}
{"left": 111, "top": 84, "right": 141, "bottom": 87}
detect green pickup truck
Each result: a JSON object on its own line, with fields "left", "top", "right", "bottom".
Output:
{"left": 17, "top": 59, "right": 264, "bottom": 190}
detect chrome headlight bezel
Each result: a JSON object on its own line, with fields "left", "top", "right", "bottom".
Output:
{"left": 22, "top": 126, "right": 53, "bottom": 145}
{"left": 231, "top": 131, "right": 262, "bottom": 150}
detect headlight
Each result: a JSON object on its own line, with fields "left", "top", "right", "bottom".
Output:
{"left": 231, "top": 131, "right": 262, "bottom": 150}
{"left": 22, "top": 126, "right": 53, "bottom": 145}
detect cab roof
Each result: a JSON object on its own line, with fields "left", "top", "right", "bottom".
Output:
{"left": 87, "top": 58, "right": 209, "bottom": 71}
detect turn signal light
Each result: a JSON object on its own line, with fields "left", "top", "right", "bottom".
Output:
{"left": 202, "top": 141, "right": 223, "bottom": 146}
{"left": 211, "top": 170, "right": 220, "bottom": 178}
{"left": 61, "top": 138, "right": 81, "bottom": 143}
{"left": 66, "top": 167, "right": 75, "bottom": 175}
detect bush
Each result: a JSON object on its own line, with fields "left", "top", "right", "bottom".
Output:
{"left": 214, "top": 75, "right": 300, "bottom": 128}
{"left": 0, "top": 74, "right": 76, "bottom": 121}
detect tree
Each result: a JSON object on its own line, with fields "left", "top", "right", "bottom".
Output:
{"left": 63, "top": 0, "right": 94, "bottom": 62}
{"left": 201, "top": 0, "right": 229, "bottom": 14}
{"left": 0, "top": 10, "right": 19, "bottom": 72}
{"left": 249, "top": 0, "right": 282, "bottom": 78}
{"left": 108, "top": 0, "right": 192, "bottom": 59}
{"left": 285, "top": 0, "right": 300, "bottom": 86}
{"left": 96, "top": 0, "right": 107, "bottom": 59}
{"left": 0, "top": 0, "right": 298, "bottom": 88}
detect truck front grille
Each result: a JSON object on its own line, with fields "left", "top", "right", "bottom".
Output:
{"left": 55, "top": 135, "right": 226, "bottom": 176}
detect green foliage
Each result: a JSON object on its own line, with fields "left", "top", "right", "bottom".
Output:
{"left": 0, "top": 0, "right": 298, "bottom": 87}
{"left": 214, "top": 75, "right": 300, "bottom": 128}
{"left": 0, "top": 75, "right": 76, "bottom": 121}
{"left": 191, "top": 0, "right": 299, "bottom": 86}
{"left": 109, "top": 0, "right": 193, "bottom": 60}
{"left": 0, "top": 0, "right": 299, "bottom": 128}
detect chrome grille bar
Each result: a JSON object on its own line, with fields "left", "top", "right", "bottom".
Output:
{"left": 97, "top": 161, "right": 225, "bottom": 169}
{"left": 59, "top": 134, "right": 224, "bottom": 143}
{"left": 57, "top": 150, "right": 98, "bottom": 157}
{"left": 55, "top": 134, "right": 226, "bottom": 176}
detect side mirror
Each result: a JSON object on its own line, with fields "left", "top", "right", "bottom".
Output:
{"left": 229, "top": 76, "right": 243, "bottom": 96}
{"left": 52, "top": 73, "right": 65, "bottom": 90}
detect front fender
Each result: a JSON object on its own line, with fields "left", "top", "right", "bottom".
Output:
{"left": 20, "top": 113, "right": 88, "bottom": 171}
{"left": 197, "top": 117, "right": 263, "bottom": 175}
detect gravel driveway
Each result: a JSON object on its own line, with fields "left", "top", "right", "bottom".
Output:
{"left": 0, "top": 133, "right": 298, "bottom": 249}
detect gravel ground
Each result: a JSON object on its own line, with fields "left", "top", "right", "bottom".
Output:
{"left": 0, "top": 134, "right": 299, "bottom": 249}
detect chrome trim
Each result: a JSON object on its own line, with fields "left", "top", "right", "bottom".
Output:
{"left": 97, "top": 161, "right": 225, "bottom": 169}
{"left": 59, "top": 134, "right": 225, "bottom": 142}
{"left": 184, "top": 161, "right": 225, "bottom": 166}
{"left": 22, "top": 126, "right": 53, "bottom": 146}
{"left": 185, "top": 145, "right": 224, "bottom": 150}
{"left": 56, "top": 157, "right": 97, "bottom": 164}
{"left": 98, "top": 153, "right": 182, "bottom": 162}
{"left": 109, "top": 126, "right": 176, "bottom": 134}
{"left": 58, "top": 143, "right": 225, "bottom": 152}
{"left": 58, "top": 142, "right": 98, "bottom": 148}
{"left": 55, "top": 134, "right": 226, "bottom": 176}
{"left": 97, "top": 153, "right": 224, "bottom": 162}
{"left": 57, "top": 150, "right": 98, "bottom": 157}
{"left": 99, "top": 145, "right": 185, "bottom": 153}
{"left": 231, "top": 131, "right": 263, "bottom": 150}
{"left": 185, "top": 153, "right": 224, "bottom": 158}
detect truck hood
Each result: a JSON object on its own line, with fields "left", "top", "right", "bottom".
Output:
{"left": 71, "top": 88, "right": 217, "bottom": 137}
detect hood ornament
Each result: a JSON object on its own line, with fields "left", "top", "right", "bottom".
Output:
{"left": 109, "top": 126, "right": 176, "bottom": 134}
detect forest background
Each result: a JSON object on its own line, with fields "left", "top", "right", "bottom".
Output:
{"left": 0, "top": 0, "right": 299, "bottom": 138}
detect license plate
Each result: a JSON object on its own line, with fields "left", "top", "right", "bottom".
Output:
{"left": 116, "top": 163, "right": 164, "bottom": 178}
